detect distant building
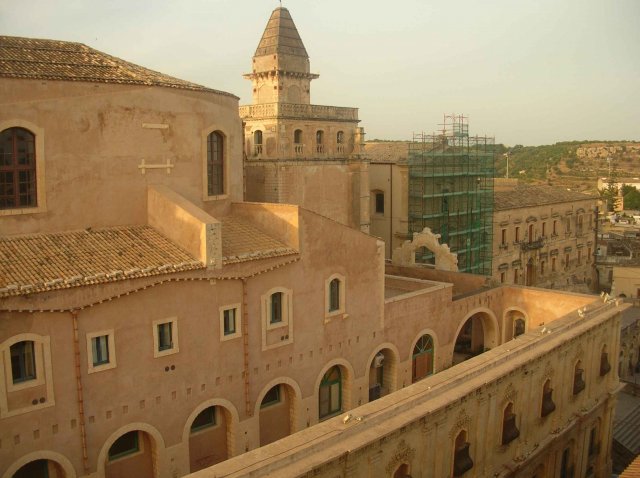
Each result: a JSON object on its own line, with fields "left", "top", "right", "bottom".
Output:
{"left": 493, "top": 183, "right": 598, "bottom": 291}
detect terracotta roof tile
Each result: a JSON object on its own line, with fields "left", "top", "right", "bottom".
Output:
{"left": 0, "top": 226, "right": 203, "bottom": 297}
{"left": 620, "top": 455, "right": 640, "bottom": 477}
{"left": 220, "top": 216, "right": 297, "bottom": 264}
{"left": 0, "top": 36, "right": 237, "bottom": 98}
{"left": 494, "top": 185, "right": 597, "bottom": 211}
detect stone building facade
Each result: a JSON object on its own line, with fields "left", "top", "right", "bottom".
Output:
{"left": 239, "top": 7, "right": 370, "bottom": 233}
{"left": 493, "top": 184, "right": 598, "bottom": 291}
{"left": 0, "top": 23, "right": 624, "bottom": 478}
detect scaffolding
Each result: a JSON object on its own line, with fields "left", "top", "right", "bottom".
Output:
{"left": 408, "top": 114, "right": 495, "bottom": 275}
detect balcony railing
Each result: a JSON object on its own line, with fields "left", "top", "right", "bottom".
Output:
{"left": 294, "top": 144, "right": 304, "bottom": 155}
{"left": 239, "top": 103, "right": 359, "bottom": 122}
{"left": 521, "top": 237, "right": 544, "bottom": 251}
{"left": 254, "top": 144, "right": 263, "bottom": 155}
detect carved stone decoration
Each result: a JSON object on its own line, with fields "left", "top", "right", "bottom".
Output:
{"left": 391, "top": 227, "right": 459, "bottom": 271}
{"left": 541, "top": 361, "right": 555, "bottom": 385}
{"left": 385, "top": 439, "right": 416, "bottom": 475}
{"left": 573, "top": 343, "right": 585, "bottom": 364}
{"left": 449, "top": 408, "right": 472, "bottom": 439}
{"left": 502, "top": 383, "right": 517, "bottom": 406}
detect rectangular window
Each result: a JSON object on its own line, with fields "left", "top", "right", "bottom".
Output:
{"left": 552, "top": 257, "right": 557, "bottom": 272}
{"left": 501, "top": 229, "right": 506, "bottom": 245}
{"left": 158, "top": 322, "right": 173, "bottom": 351}
{"left": 10, "top": 341, "right": 36, "bottom": 383}
{"left": 223, "top": 308, "right": 236, "bottom": 336}
{"left": 500, "top": 272, "right": 505, "bottom": 283}
{"left": 153, "top": 318, "right": 179, "bottom": 357}
{"left": 542, "top": 222, "right": 546, "bottom": 237}
{"left": 375, "top": 192, "right": 384, "bottom": 214}
{"left": 513, "top": 269, "right": 518, "bottom": 284}
{"left": 553, "top": 220, "right": 557, "bottom": 235}
{"left": 577, "top": 250, "right": 582, "bottom": 265}
{"left": 565, "top": 253, "right": 570, "bottom": 270}
{"left": 515, "top": 226, "right": 520, "bottom": 243}
{"left": 92, "top": 335, "right": 110, "bottom": 366}
{"left": 270, "top": 292, "right": 283, "bottom": 324}
{"left": 540, "top": 261, "right": 545, "bottom": 275}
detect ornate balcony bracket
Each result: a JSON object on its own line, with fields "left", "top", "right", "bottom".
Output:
{"left": 521, "top": 238, "right": 544, "bottom": 252}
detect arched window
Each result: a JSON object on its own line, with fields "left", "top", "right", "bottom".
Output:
{"left": 10, "top": 340, "right": 36, "bottom": 383}
{"left": 329, "top": 278, "right": 340, "bottom": 312}
{"left": 191, "top": 406, "right": 216, "bottom": 432}
{"left": 316, "top": 130, "right": 324, "bottom": 153}
{"left": 453, "top": 430, "right": 473, "bottom": 477}
{"left": 253, "top": 130, "right": 263, "bottom": 155}
{"left": 501, "top": 403, "right": 520, "bottom": 445}
{"left": 573, "top": 360, "right": 585, "bottom": 395}
{"left": 600, "top": 345, "right": 611, "bottom": 376}
{"left": 294, "top": 129, "right": 303, "bottom": 155}
{"left": 0, "top": 127, "right": 37, "bottom": 209}
{"left": 412, "top": 334, "right": 434, "bottom": 383}
{"left": 541, "top": 379, "right": 556, "bottom": 417}
{"left": 319, "top": 365, "right": 342, "bottom": 419}
{"left": 108, "top": 431, "right": 140, "bottom": 460}
{"left": 336, "top": 131, "right": 345, "bottom": 153}
{"left": 207, "top": 131, "right": 224, "bottom": 196}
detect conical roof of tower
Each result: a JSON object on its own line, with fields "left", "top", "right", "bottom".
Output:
{"left": 254, "top": 7, "right": 308, "bottom": 58}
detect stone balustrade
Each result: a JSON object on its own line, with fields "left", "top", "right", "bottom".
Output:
{"left": 239, "top": 103, "right": 359, "bottom": 122}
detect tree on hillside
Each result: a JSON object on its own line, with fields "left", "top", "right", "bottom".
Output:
{"left": 622, "top": 185, "right": 640, "bottom": 210}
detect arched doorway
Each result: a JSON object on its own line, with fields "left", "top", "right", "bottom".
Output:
{"left": 105, "top": 430, "right": 156, "bottom": 478}
{"left": 368, "top": 348, "right": 397, "bottom": 401}
{"left": 259, "top": 383, "right": 295, "bottom": 446}
{"left": 453, "top": 311, "right": 498, "bottom": 365}
{"left": 503, "top": 309, "right": 527, "bottom": 341}
{"left": 12, "top": 459, "right": 65, "bottom": 478}
{"left": 411, "top": 335, "right": 434, "bottom": 383}
{"left": 188, "top": 405, "right": 230, "bottom": 472}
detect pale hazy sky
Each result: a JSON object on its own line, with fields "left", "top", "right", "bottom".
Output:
{"left": 1, "top": 0, "right": 638, "bottom": 145}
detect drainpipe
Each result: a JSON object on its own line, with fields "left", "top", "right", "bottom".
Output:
{"left": 389, "top": 163, "right": 393, "bottom": 258}
{"left": 71, "top": 310, "right": 90, "bottom": 474}
{"left": 241, "top": 278, "right": 251, "bottom": 417}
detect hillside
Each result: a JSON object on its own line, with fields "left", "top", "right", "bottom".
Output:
{"left": 496, "top": 141, "right": 640, "bottom": 193}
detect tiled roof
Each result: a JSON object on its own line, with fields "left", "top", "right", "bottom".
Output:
{"left": 255, "top": 7, "right": 308, "bottom": 58}
{"left": 364, "top": 142, "right": 410, "bottom": 163}
{"left": 494, "top": 185, "right": 597, "bottom": 211}
{"left": 0, "top": 36, "right": 236, "bottom": 97}
{"left": 615, "top": 398, "right": 640, "bottom": 456}
{"left": 0, "top": 226, "right": 203, "bottom": 298}
{"left": 220, "top": 216, "right": 297, "bottom": 264}
{"left": 620, "top": 454, "right": 640, "bottom": 477}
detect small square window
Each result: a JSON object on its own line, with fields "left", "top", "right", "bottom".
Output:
{"left": 92, "top": 335, "right": 109, "bottom": 366}
{"left": 152, "top": 318, "right": 179, "bottom": 357}
{"left": 219, "top": 304, "right": 241, "bottom": 341}
{"left": 86, "top": 330, "right": 116, "bottom": 373}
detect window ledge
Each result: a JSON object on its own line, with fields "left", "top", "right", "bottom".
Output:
{"left": 220, "top": 331, "right": 241, "bottom": 342}
{"left": 0, "top": 205, "right": 47, "bottom": 217}
{"left": 154, "top": 347, "right": 178, "bottom": 358}
{"left": 203, "top": 194, "right": 229, "bottom": 202}
{"left": 88, "top": 362, "right": 116, "bottom": 374}
{"left": 7, "top": 376, "right": 44, "bottom": 393}
{"left": 324, "top": 312, "right": 348, "bottom": 324}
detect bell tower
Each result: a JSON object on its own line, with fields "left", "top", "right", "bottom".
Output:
{"left": 243, "top": 7, "right": 318, "bottom": 104}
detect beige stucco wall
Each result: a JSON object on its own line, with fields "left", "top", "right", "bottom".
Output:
{"left": 611, "top": 266, "right": 640, "bottom": 298}
{"left": 0, "top": 78, "right": 243, "bottom": 236}
{"left": 369, "top": 162, "right": 409, "bottom": 258}
{"left": 196, "top": 299, "right": 623, "bottom": 478}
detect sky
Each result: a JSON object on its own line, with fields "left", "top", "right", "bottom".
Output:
{"left": 1, "top": 0, "right": 639, "bottom": 146}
